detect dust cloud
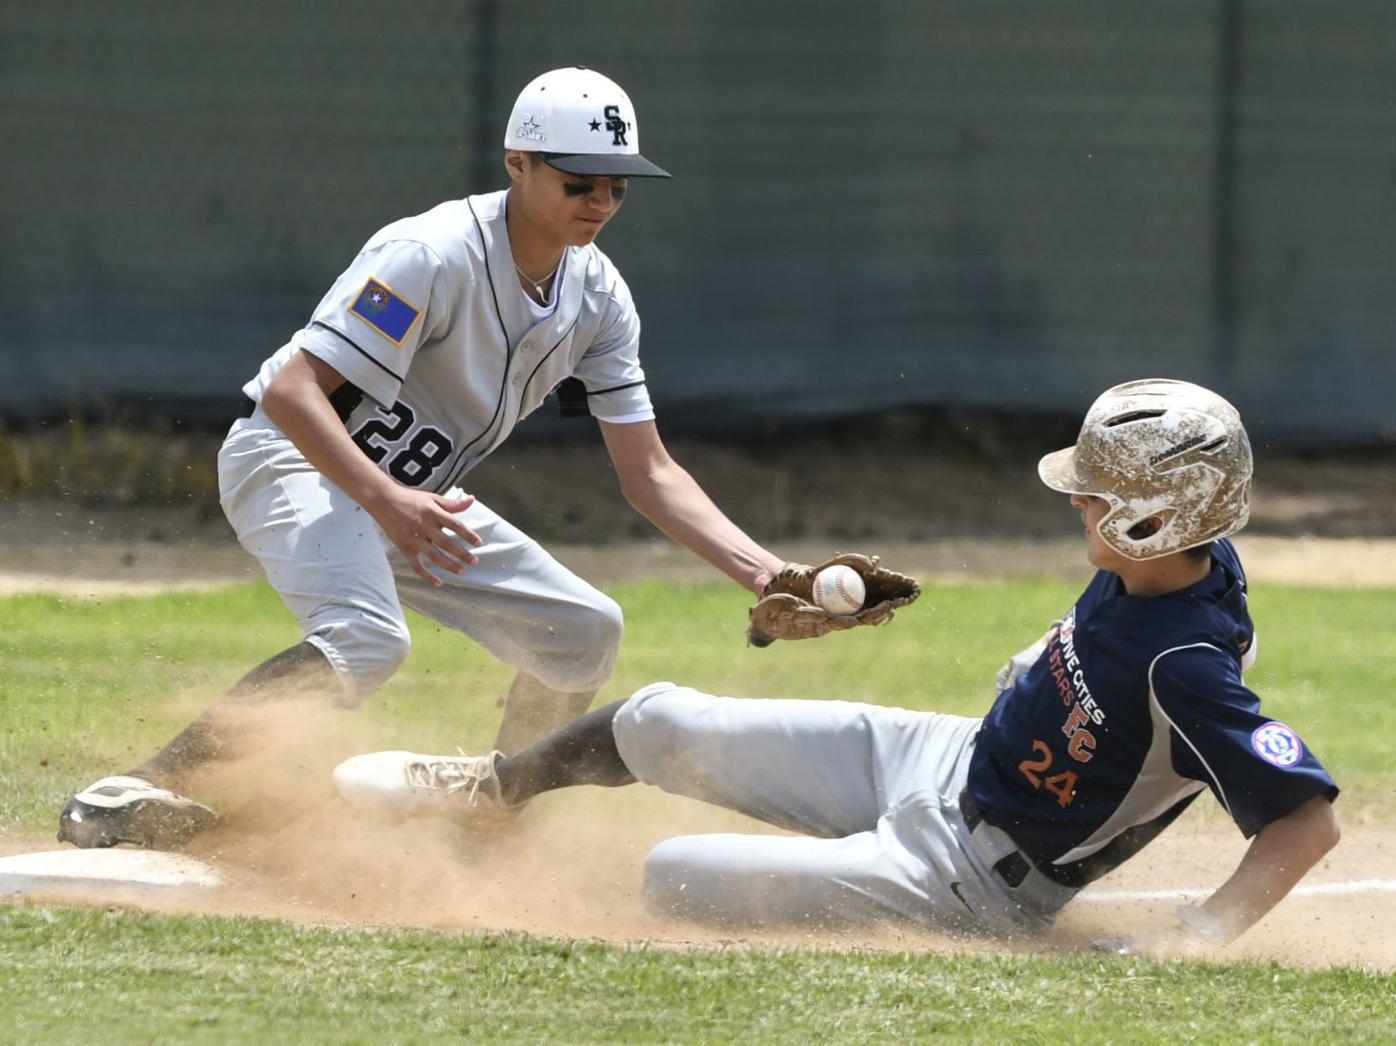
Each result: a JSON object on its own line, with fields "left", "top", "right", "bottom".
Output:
{"left": 17, "top": 690, "right": 1383, "bottom": 972}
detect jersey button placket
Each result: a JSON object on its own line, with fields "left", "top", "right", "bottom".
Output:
{"left": 510, "top": 340, "right": 534, "bottom": 397}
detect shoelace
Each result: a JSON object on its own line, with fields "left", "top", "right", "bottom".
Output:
{"left": 406, "top": 749, "right": 490, "bottom": 805}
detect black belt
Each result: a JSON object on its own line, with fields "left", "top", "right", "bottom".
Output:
{"left": 959, "top": 788, "right": 1079, "bottom": 889}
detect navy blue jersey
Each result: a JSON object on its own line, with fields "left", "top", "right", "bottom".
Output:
{"left": 966, "top": 540, "right": 1337, "bottom": 886}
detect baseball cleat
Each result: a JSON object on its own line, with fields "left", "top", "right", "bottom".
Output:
{"left": 332, "top": 749, "right": 520, "bottom": 826}
{"left": 57, "top": 775, "right": 219, "bottom": 850}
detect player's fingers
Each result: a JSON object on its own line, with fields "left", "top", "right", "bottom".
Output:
{"left": 421, "top": 541, "right": 466, "bottom": 575}
{"left": 1089, "top": 936, "right": 1136, "bottom": 955}
{"left": 418, "top": 541, "right": 469, "bottom": 577}
{"left": 429, "top": 496, "right": 483, "bottom": 548}
{"left": 399, "top": 529, "right": 471, "bottom": 580}
{"left": 438, "top": 515, "right": 484, "bottom": 548}
{"left": 408, "top": 552, "right": 444, "bottom": 587}
{"left": 430, "top": 534, "right": 479, "bottom": 569}
{"left": 438, "top": 492, "right": 476, "bottom": 515}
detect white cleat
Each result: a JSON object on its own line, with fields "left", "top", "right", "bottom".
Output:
{"left": 332, "top": 749, "right": 520, "bottom": 826}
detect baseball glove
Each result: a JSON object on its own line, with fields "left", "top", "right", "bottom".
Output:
{"left": 747, "top": 552, "right": 921, "bottom": 647}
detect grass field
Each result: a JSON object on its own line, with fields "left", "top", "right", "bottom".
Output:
{"left": 2, "top": 576, "right": 1395, "bottom": 1042}
{"left": 3, "top": 906, "right": 1394, "bottom": 1044}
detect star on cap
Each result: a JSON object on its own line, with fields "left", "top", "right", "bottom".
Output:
{"left": 588, "top": 119, "right": 601, "bottom": 131}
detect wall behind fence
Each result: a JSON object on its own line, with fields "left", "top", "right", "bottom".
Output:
{"left": 2, "top": 1, "right": 1392, "bottom": 443}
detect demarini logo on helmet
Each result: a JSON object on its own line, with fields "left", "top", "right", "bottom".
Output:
{"left": 1149, "top": 433, "right": 1210, "bottom": 466}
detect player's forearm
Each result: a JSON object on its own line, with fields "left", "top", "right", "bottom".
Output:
{"left": 262, "top": 365, "right": 396, "bottom": 509}
{"left": 1199, "top": 795, "right": 1340, "bottom": 942}
{"left": 624, "top": 462, "right": 782, "bottom": 594}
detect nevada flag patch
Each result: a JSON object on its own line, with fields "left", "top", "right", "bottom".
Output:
{"left": 350, "top": 278, "right": 422, "bottom": 345}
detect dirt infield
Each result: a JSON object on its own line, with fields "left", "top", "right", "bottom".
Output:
{"left": 3, "top": 528, "right": 1396, "bottom": 597}
{"left": 3, "top": 485, "right": 1393, "bottom": 970}
{"left": 2, "top": 423, "right": 1394, "bottom": 593}
{"left": 3, "top": 788, "right": 1391, "bottom": 972}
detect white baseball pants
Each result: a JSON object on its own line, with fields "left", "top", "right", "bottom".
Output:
{"left": 217, "top": 415, "right": 622, "bottom": 706}
{"left": 613, "top": 683, "right": 1075, "bottom": 935}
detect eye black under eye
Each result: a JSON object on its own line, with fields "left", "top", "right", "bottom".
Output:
{"left": 563, "top": 182, "right": 627, "bottom": 200}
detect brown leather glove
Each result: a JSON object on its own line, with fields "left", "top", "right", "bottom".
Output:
{"left": 747, "top": 552, "right": 921, "bottom": 647}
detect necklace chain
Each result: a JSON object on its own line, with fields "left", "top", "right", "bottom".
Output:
{"left": 514, "top": 259, "right": 560, "bottom": 303}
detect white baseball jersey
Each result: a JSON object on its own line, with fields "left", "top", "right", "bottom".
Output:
{"left": 242, "top": 189, "right": 655, "bottom": 493}
{"left": 223, "top": 189, "right": 651, "bottom": 702}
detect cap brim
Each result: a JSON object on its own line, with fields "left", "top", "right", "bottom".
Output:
{"left": 1038, "top": 446, "right": 1090, "bottom": 493}
{"left": 543, "top": 152, "right": 671, "bottom": 178}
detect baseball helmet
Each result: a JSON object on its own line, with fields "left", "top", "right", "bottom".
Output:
{"left": 504, "top": 67, "right": 670, "bottom": 178}
{"left": 1038, "top": 379, "right": 1252, "bottom": 560}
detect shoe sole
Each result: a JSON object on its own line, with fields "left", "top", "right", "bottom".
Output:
{"left": 58, "top": 797, "right": 219, "bottom": 851}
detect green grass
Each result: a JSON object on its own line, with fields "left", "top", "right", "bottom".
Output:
{"left": 1, "top": 578, "right": 1391, "bottom": 835}
{"left": 1, "top": 906, "right": 1393, "bottom": 1044}
{"left": 2, "top": 578, "right": 1394, "bottom": 1043}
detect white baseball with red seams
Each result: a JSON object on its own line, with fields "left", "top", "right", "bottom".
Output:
{"left": 812, "top": 565, "right": 866, "bottom": 615}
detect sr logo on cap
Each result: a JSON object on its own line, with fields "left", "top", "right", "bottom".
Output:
{"left": 1251, "top": 721, "right": 1302, "bottom": 768}
{"left": 503, "top": 67, "right": 670, "bottom": 178}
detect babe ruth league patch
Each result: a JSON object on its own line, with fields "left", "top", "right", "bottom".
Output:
{"left": 350, "top": 278, "right": 421, "bottom": 345}
{"left": 1251, "top": 721, "right": 1303, "bottom": 767}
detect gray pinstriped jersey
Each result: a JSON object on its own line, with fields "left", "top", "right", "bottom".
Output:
{"left": 242, "top": 189, "right": 654, "bottom": 493}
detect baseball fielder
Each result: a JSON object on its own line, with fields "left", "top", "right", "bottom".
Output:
{"left": 336, "top": 380, "right": 1341, "bottom": 944}
{"left": 59, "top": 67, "right": 806, "bottom": 850}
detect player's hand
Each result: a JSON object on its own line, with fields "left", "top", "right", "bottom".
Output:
{"left": 366, "top": 486, "right": 483, "bottom": 585}
{"left": 993, "top": 622, "right": 1061, "bottom": 695}
{"left": 1090, "top": 905, "right": 1228, "bottom": 957}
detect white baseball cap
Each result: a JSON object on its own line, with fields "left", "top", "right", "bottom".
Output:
{"left": 504, "top": 66, "right": 670, "bottom": 179}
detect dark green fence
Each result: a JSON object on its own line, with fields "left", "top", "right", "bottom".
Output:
{"left": 2, "top": 1, "right": 1393, "bottom": 442}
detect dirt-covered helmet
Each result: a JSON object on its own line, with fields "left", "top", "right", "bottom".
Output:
{"left": 1038, "top": 379, "right": 1252, "bottom": 560}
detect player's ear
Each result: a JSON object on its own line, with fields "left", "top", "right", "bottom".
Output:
{"left": 1126, "top": 516, "right": 1164, "bottom": 539}
{"left": 503, "top": 150, "right": 529, "bottom": 185}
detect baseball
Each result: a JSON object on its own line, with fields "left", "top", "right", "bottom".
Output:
{"left": 812, "top": 565, "right": 866, "bottom": 615}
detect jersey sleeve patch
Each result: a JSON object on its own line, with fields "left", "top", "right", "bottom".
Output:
{"left": 1251, "top": 721, "right": 1303, "bottom": 767}
{"left": 350, "top": 278, "right": 422, "bottom": 345}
